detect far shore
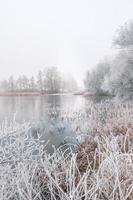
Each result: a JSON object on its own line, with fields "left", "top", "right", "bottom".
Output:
{"left": 0, "top": 92, "right": 75, "bottom": 96}
{"left": 74, "top": 91, "right": 111, "bottom": 97}
{"left": 0, "top": 91, "right": 111, "bottom": 97}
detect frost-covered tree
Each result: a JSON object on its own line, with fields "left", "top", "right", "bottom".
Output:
{"left": 113, "top": 21, "right": 133, "bottom": 49}
{"left": 0, "top": 80, "right": 8, "bottom": 91}
{"left": 16, "top": 76, "right": 23, "bottom": 90}
{"left": 84, "top": 59, "right": 110, "bottom": 93}
{"left": 44, "top": 67, "right": 61, "bottom": 93}
{"left": 8, "top": 76, "right": 15, "bottom": 91}
{"left": 15, "top": 75, "right": 30, "bottom": 91}
{"left": 101, "top": 21, "right": 133, "bottom": 100}
{"left": 84, "top": 21, "right": 133, "bottom": 100}
{"left": 102, "top": 50, "right": 133, "bottom": 100}
{"left": 0, "top": 67, "right": 77, "bottom": 93}
{"left": 37, "top": 70, "right": 43, "bottom": 92}
{"left": 30, "top": 76, "right": 36, "bottom": 91}
{"left": 21, "top": 75, "right": 29, "bottom": 90}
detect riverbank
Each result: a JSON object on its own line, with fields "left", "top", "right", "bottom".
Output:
{"left": 0, "top": 91, "right": 111, "bottom": 97}
{"left": 0, "top": 92, "right": 74, "bottom": 96}
{"left": 74, "top": 91, "right": 112, "bottom": 97}
{"left": 1, "top": 102, "right": 133, "bottom": 199}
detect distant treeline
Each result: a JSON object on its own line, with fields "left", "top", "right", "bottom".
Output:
{"left": 0, "top": 67, "right": 78, "bottom": 94}
{"left": 84, "top": 21, "right": 133, "bottom": 100}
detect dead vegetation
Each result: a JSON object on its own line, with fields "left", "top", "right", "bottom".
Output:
{"left": 1, "top": 102, "right": 133, "bottom": 199}
{"left": 32, "top": 123, "right": 133, "bottom": 199}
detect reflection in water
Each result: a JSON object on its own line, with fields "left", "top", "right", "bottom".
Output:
{"left": 0, "top": 95, "right": 111, "bottom": 153}
{"left": 0, "top": 95, "right": 85, "bottom": 153}
{"left": 0, "top": 95, "right": 85, "bottom": 123}
{"left": 84, "top": 95, "right": 110, "bottom": 104}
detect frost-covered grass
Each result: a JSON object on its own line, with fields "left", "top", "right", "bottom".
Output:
{"left": 1, "top": 102, "right": 133, "bottom": 199}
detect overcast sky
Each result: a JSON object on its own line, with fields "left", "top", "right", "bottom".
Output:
{"left": 0, "top": 0, "right": 133, "bottom": 85}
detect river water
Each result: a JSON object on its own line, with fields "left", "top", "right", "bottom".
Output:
{"left": 0, "top": 95, "right": 86, "bottom": 123}
{"left": 0, "top": 95, "right": 109, "bottom": 152}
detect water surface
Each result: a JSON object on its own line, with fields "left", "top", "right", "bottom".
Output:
{"left": 0, "top": 95, "right": 85, "bottom": 123}
{"left": 0, "top": 95, "right": 109, "bottom": 152}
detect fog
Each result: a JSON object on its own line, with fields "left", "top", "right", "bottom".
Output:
{"left": 0, "top": 0, "right": 133, "bottom": 85}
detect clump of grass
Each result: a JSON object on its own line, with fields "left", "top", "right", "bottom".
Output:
{"left": 1, "top": 102, "right": 133, "bottom": 199}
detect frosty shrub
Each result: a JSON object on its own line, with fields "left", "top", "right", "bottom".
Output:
{"left": 1, "top": 102, "right": 133, "bottom": 199}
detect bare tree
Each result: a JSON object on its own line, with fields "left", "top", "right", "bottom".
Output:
{"left": 0, "top": 80, "right": 8, "bottom": 92}
{"left": 30, "top": 76, "right": 36, "bottom": 91}
{"left": 37, "top": 70, "right": 43, "bottom": 92}
{"left": 8, "top": 76, "right": 15, "bottom": 92}
{"left": 44, "top": 67, "right": 61, "bottom": 93}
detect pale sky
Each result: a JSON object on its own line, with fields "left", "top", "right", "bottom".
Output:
{"left": 0, "top": 0, "right": 133, "bottom": 86}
